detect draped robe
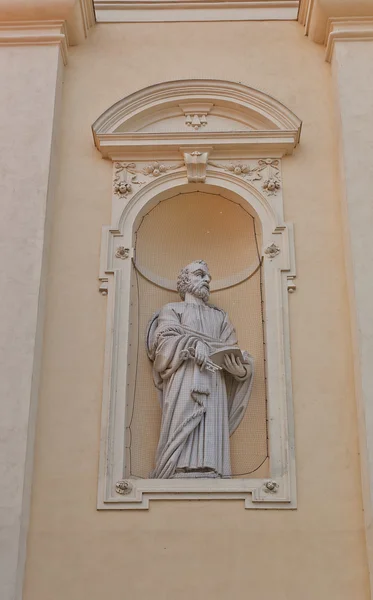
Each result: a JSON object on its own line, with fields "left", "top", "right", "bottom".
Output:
{"left": 146, "top": 301, "right": 254, "bottom": 479}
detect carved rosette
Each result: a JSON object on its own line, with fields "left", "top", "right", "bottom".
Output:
{"left": 115, "top": 480, "right": 133, "bottom": 495}
{"left": 115, "top": 247, "right": 130, "bottom": 260}
{"left": 264, "top": 243, "right": 281, "bottom": 259}
{"left": 263, "top": 480, "right": 279, "bottom": 494}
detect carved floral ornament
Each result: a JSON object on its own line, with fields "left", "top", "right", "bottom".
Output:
{"left": 115, "top": 480, "right": 132, "bottom": 495}
{"left": 264, "top": 480, "right": 279, "bottom": 494}
{"left": 113, "top": 162, "right": 143, "bottom": 198}
{"left": 115, "top": 246, "right": 130, "bottom": 260}
{"left": 209, "top": 159, "right": 281, "bottom": 196}
{"left": 113, "top": 161, "right": 185, "bottom": 198}
{"left": 112, "top": 158, "right": 282, "bottom": 197}
{"left": 264, "top": 243, "right": 281, "bottom": 260}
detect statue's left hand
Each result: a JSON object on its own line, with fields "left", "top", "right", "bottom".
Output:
{"left": 223, "top": 353, "right": 247, "bottom": 378}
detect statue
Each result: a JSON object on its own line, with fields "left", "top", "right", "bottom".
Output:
{"left": 146, "top": 260, "right": 254, "bottom": 479}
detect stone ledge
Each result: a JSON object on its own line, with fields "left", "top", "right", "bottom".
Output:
{"left": 325, "top": 17, "right": 373, "bottom": 62}
{"left": 0, "top": 0, "right": 94, "bottom": 45}
{"left": 94, "top": 0, "right": 299, "bottom": 23}
{"left": 0, "top": 21, "right": 68, "bottom": 63}
{"left": 299, "top": 0, "right": 373, "bottom": 43}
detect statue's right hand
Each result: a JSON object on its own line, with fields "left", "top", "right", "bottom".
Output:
{"left": 195, "top": 341, "right": 209, "bottom": 369}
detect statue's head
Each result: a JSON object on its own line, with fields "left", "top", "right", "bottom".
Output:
{"left": 177, "top": 260, "right": 211, "bottom": 302}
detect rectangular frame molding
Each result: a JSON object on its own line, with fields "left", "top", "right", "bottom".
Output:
{"left": 94, "top": 0, "right": 299, "bottom": 23}
{"left": 97, "top": 162, "right": 297, "bottom": 510}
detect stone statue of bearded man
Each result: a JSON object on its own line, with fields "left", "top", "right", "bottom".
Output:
{"left": 146, "top": 260, "right": 254, "bottom": 479}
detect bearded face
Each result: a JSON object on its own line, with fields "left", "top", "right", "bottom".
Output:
{"left": 177, "top": 261, "right": 211, "bottom": 302}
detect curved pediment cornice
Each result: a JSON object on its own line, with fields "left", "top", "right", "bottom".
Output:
{"left": 92, "top": 79, "right": 302, "bottom": 160}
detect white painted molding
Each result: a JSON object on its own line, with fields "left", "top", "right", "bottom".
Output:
{"left": 179, "top": 102, "right": 214, "bottom": 130}
{"left": 93, "top": 81, "right": 300, "bottom": 509}
{"left": 92, "top": 79, "right": 302, "bottom": 160}
{"left": 97, "top": 170, "right": 297, "bottom": 509}
{"left": 0, "top": 21, "right": 69, "bottom": 64}
{"left": 96, "top": 131, "right": 300, "bottom": 160}
{"left": 93, "top": 79, "right": 302, "bottom": 136}
{"left": 325, "top": 17, "right": 373, "bottom": 62}
{"left": 299, "top": 0, "right": 373, "bottom": 46}
{"left": 0, "top": 1, "right": 95, "bottom": 62}
{"left": 80, "top": 0, "right": 96, "bottom": 31}
{"left": 94, "top": 0, "right": 299, "bottom": 23}
{"left": 182, "top": 149, "right": 211, "bottom": 182}
{"left": 67, "top": 0, "right": 96, "bottom": 45}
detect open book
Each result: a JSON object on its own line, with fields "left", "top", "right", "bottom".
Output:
{"left": 209, "top": 347, "right": 244, "bottom": 368}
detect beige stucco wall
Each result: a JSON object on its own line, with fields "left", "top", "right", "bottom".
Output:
{"left": 23, "top": 21, "right": 370, "bottom": 600}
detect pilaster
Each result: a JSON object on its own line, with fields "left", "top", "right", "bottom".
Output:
{"left": 0, "top": 4, "right": 94, "bottom": 600}
{"left": 299, "top": 2, "right": 373, "bottom": 595}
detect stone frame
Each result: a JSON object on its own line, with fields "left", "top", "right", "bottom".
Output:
{"left": 93, "top": 79, "right": 301, "bottom": 509}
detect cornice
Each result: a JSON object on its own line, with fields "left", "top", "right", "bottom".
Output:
{"left": 68, "top": 0, "right": 95, "bottom": 44}
{"left": 0, "top": 1, "right": 94, "bottom": 46}
{"left": 0, "top": 21, "right": 69, "bottom": 64}
{"left": 95, "top": 130, "right": 300, "bottom": 159}
{"left": 325, "top": 17, "right": 373, "bottom": 62}
{"left": 299, "top": 0, "right": 373, "bottom": 43}
{"left": 93, "top": 79, "right": 302, "bottom": 159}
{"left": 0, "top": 0, "right": 86, "bottom": 21}
{"left": 92, "top": 79, "right": 302, "bottom": 138}
{"left": 94, "top": 0, "right": 299, "bottom": 23}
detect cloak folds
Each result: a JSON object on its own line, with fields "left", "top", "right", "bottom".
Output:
{"left": 146, "top": 302, "right": 254, "bottom": 479}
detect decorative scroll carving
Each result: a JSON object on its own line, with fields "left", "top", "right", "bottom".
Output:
{"left": 113, "top": 159, "right": 281, "bottom": 197}
{"left": 183, "top": 150, "right": 210, "bottom": 183}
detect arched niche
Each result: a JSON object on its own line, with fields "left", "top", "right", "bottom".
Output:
{"left": 94, "top": 80, "right": 300, "bottom": 509}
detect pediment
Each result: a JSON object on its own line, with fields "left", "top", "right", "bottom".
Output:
{"left": 92, "top": 79, "right": 302, "bottom": 159}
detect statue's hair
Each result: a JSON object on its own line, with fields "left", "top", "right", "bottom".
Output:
{"left": 177, "top": 260, "right": 209, "bottom": 300}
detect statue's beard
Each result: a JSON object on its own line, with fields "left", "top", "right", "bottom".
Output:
{"left": 185, "top": 281, "right": 210, "bottom": 302}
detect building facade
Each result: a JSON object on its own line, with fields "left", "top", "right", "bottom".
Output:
{"left": 1, "top": 1, "right": 373, "bottom": 599}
